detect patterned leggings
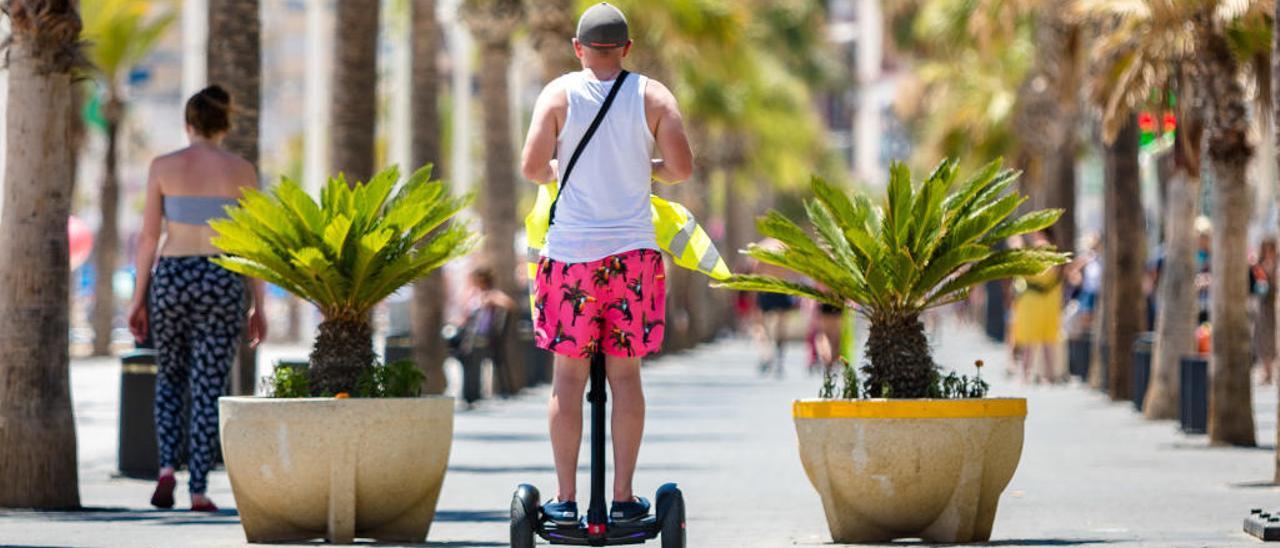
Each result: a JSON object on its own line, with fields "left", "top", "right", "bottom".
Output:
{"left": 149, "top": 256, "right": 245, "bottom": 494}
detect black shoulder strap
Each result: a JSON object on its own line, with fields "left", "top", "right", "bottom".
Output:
{"left": 549, "top": 70, "right": 631, "bottom": 226}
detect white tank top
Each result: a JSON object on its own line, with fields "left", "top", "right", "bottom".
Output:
{"left": 544, "top": 70, "right": 658, "bottom": 263}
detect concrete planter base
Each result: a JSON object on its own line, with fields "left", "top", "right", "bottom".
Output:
{"left": 219, "top": 397, "right": 454, "bottom": 543}
{"left": 794, "top": 398, "right": 1026, "bottom": 543}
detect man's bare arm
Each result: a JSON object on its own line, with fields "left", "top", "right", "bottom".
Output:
{"left": 646, "top": 80, "right": 693, "bottom": 184}
{"left": 520, "top": 80, "right": 565, "bottom": 184}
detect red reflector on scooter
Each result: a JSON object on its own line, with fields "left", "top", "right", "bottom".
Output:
{"left": 588, "top": 523, "right": 606, "bottom": 535}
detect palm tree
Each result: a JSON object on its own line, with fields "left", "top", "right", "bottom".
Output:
{"left": 1272, "top": 0, "right": 1280, "bottom": 480}
{"left": 1102, "top": 115, "right": 1146, "bottom": 401}
{"left": 332, "top": 0, "right": 380, "bottom": 184}
{"left": 1197, "top": 4, "right": 1259, "bottom": 446}
{"left": 1017, "top": 9, "right": 1083, "bottom": 252}
{"left": 1146, "top": 83, "right": 1204, "bottom": 420}
{"left": 1074, "top": 0, "right": 1243, "bottom": 414}
{"left": 901, "top": 0, "right": 1081, "bottom": 255}
{"left": 207, "top": 0, "right": 260, "bottom": 396}
{"left": 211, "top": 167, "right": 477, "bottom": 395}
{"left": 1081, "top": 0, "right": 1266, "bottom": 441}
{"left": 0, "top": 0, "right": 85, "bottom": 509}
{"left": 527, "top": 0, "right": 577, "bottom": 83}
{"left": 81, "top": 0, "right": 175, "bottom": 356}
{"left": 410, "top": 0, "right": 450, "bottom": 395}
{"left": 462, "top": 0, "right": 525, "bottom": 392}
{"left": 717, "top": 160, "right": 1069, "bottom": 397}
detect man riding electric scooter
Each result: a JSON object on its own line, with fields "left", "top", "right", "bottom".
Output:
{"left": 517, "top": 2, "right": 694, "bottom": 545}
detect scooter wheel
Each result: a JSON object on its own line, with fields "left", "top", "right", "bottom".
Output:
{"left": 510, "top": 484, "right": 539, "bottom": 548}
{"left": 656, "top": 484, "right": 685, "bottom": 548}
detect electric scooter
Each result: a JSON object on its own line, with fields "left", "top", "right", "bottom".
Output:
{"left": 510, "top": 352, "right": 686, "bottom": 547}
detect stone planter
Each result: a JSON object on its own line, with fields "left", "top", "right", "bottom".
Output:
{"left": 219, "top": 397, "right": 453, "bottom": 543}
{"left": 793, "top": 398, "right": 1025, "bottom": 543}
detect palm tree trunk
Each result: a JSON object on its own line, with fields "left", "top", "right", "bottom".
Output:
{"left": 1272, "top": 0, "right": 1280, "bottom": 480}
{"left": 465, "top": 0, "right": 525, "bottom": 392}
{"left": 331, "top": 0, "right": 379, "bottom": 184}
{"left": 1104, "top": 116, "right": 1146, "bottom": 401}
{"left": 472, "top": 33, "right": 518, "bottom": 302}
{"left": 1014, "top": 9, "right": 1084, "bottom": 253}
{"left": 1047, "top": 146, "right": 1077, "bottom": 253}
{"left": 1146, "top": 93, "right": 1205, "bottom": 420}
{"left": 0, "top": 0, "right": 83, "bottom": 508}
{"left": 528, "top": 0, "right": 578, "bottom": 83}
{"left": 209, "top": 0, "right": 261, "bottom": 396}
{"left": 90, "top": 94, "right": 122, "bottom": 356}
{"left": 1200, "top": 17, "right": 1257, "bottom": 446}
{"left": 410, "top": 0, "right": 449, "bottom": 395}
{"left": 1145, "top": 171, "right": 1201, "bottom": 418}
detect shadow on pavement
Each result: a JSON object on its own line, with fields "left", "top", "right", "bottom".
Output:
{"left": 454, "top": 431, "right": 739, "bottom": 444}
{"left": 433, "top": 510, "right": 507, "bottom": 523}
{"left": 1231, "top": 480, "right": 1280, "bottom": 489}
{"left": 0, "top": 507, "right": 240, "bottom": 526}
{"left": 1163, "top": 441, "right": 1276, "bottom": 452}
{"left": 454, "top": 432, "right": 547, "bottom": 443}
{"left": 449, "top": 462, "right": 709, "bottom": 475}
{"left": 981, "top": 540, "right": 1117, "bottom": 546}
{"left": 854, "top": 540, "right": 1116, "bottom": 546}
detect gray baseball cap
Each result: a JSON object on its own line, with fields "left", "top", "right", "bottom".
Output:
{"left": 576, "top": 3, "right": 629, "bottom": 49}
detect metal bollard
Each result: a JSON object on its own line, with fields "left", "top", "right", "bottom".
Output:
{"left": 1131, "top": 332, "right": 1154, "bottom": 411}
{"left": 1067, "top": 334, "right": 1092, "bottom": 380}
{"left": 1179, "top": 355, "right": 1208, "bottom": 434}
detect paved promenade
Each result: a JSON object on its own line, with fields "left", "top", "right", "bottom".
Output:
{"left": 1, "top": 322, "right": 1277, "bottom": 546}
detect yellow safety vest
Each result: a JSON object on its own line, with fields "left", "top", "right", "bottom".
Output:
{"left": 524, "top": 182, "right": 731, "bottom": 313}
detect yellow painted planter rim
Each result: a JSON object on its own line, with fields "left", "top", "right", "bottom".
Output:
{"left": 793, "top": 398, "right": 1027, "bottom": 419}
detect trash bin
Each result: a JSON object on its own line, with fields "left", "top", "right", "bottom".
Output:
{"left": 983, "top": 280, "right": 1005, "bottom": 343}
{"left": 1131, "top": 332, "right": 1154, "bottom": 411}
{"left": 518, "top": 314, "right": 550, "bottom": 387}
{"left": 384, "top": 332, "right": 412, "bottom": 365}
{"left": 1067, "top": 334, "right": 1092, "bottom": 380}
{"left": 1179, "top": 355, "right": 1208, "bottom": 434}
{"left": 118, "top": 349, "right": 159, "bottom": 479}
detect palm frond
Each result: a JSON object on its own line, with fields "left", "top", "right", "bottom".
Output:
{"left": 722, "top": 159, "right": 1070, "bottom": 320}
{"left": 211, "top": 165, "right": 477, "bottom": 321}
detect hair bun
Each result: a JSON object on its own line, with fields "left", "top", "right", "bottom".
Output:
{"left": 186, "top": 84, "right": 234, "bottom": 137}
{"left": 199, "top": 85, "right": 231, "bottom": 111}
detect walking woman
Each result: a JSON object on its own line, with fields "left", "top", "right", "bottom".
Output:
{"left": 127, "top": 85, "right": 267, "bottom": 512}
{"left": 1010, "top": 229, "right": 1064, "bottom": 383}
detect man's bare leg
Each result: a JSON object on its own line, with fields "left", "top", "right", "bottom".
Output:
{"left": 606, "top": 355, "right": 644, "bottom": 502}
{"left": 550, "top": 355, "right": 590, "bottom": 502}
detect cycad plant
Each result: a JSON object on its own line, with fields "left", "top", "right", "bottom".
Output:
{"left": 716, "top": 158, "right": 1068, "bottom": 398}
{"left": 210, "top": 165, "right": 477, "bottom": 395}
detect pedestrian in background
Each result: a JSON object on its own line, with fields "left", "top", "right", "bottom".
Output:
{"left": 750, "top": 238, "right": 797, "bottom": 378}
{"left": 126, "top": 86, "right": 267, "bottom": 512}
{"left": 1252, "top": 237, "right": 1276, "bottom": 384}
{"left": 454, "top": 266, "right": 516, "bottom": 407}
{"left": 1010, "top": 229, "right": 1064, "bottom": 383}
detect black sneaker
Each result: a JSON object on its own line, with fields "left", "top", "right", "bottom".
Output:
{"left": 542, "top": 499, "right": 579, "bottom": 525}
{"left": 610, "top": 496, "right": 651, "bottom": 523}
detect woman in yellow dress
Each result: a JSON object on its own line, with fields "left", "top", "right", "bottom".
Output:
{"left": 1011, "top": 230, "right": 1063, "bottom": 383}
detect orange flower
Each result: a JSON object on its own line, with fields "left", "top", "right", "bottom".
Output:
{"left": 974, "top": 360, "right": 985, "bottom": 369}
{"left": 335, "top": 392, "right": 350, "bottom": 399}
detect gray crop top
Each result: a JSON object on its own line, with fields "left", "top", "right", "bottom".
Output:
{"left": 163, "top": 195, "right": 238, "bottom": 225}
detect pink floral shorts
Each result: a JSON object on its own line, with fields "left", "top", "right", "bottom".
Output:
{"left": 534, "top": 249, "right": 666, "bottom": 359}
